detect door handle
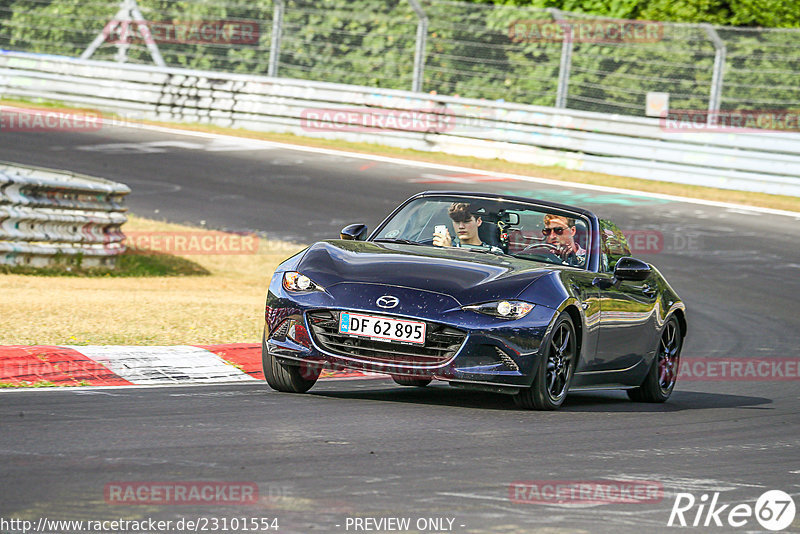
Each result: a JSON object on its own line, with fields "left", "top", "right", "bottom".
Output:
{"left": 641, "top": 284, "right": 657, "bottom": 297}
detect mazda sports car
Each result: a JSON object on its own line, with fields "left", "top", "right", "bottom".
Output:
{"left": 262, "top": 191, "right": 686, "bottom": 410}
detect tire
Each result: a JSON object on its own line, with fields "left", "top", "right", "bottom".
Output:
{"left": 514, "top": 312, "right": 577, "bottom": 410}
{"left": 627, "top": 316, "right": 682, "bottom": 403}
{"left": 261, "top": 330, "right": 320, "bottom": 393}
{"left": 391, "top": 375, "right": 432, "bottom": 387}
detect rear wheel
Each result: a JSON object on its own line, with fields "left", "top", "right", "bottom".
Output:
{"left": 262, "top": 330, "right": 320, "bottom": 393}
{"left": 627, "top": 316, "right": 682, "bottom": 403}
{"left": 514, "top": 312, "right": 576, "bottom": 410}
{"left": 391, "top": 375, "right": 432, "bottom": 387}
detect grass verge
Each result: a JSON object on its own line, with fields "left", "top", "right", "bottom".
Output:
{"left": 0, "top": 380, "right": 72, "bottom": 388}
{"left": 3, "top": 97, "right": 799, "bottom": 213}
{"left": 0, "top": 252, "right": 210, "bottom": 277}
{"left": 0, "top": 215, "right": 305, "bottom": 346}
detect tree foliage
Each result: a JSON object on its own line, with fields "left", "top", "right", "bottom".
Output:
{"left": 486, "top": 0, "right": 800, "bottom": 27}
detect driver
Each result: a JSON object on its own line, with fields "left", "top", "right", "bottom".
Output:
{"left": 433, "top": 202, "right": 502, "bottom": 253}
{"left": 542, "top": 214, "right": 586, "bottom": 265}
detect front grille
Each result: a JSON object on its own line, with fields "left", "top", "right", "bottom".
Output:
{"left": 307, "top": 310, "right": 466, "bottom": 366}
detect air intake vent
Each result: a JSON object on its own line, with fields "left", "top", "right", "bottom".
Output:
{"left": 495, "top": 347, "right": 520, "bottom": 371}
{"left": 270, "top": 319, "right": 291, "bottom": 342}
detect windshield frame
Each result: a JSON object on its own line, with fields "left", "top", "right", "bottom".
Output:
{"left": 369, "top": 191, "right": 600, "bottom": 272}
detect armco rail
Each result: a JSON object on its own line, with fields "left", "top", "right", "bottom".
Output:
{"left": 0, "top": 161, "right": 129, "bottom": 267}
{"left": 1, "top": 51, "right": 799, "bottom": 196}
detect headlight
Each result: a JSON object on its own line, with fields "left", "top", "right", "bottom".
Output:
{"left": 463, "top": 300, "right": 534, "bottom": 320}
{"left": 282, "top": 271, "right": 322, "bottom": 292}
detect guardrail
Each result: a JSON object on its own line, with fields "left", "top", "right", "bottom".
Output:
{"left": 1, "top": 51, "right": 799, "bottom": 197}
{"left": 0, "top": 160, "right": 129, "bottom": 268}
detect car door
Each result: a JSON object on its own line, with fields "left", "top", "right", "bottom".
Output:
{"left": 590, "top": 220, "right": 658, "bottom": 375}
{"left": 562, "top": 269, "right": 603, "bottom": 379}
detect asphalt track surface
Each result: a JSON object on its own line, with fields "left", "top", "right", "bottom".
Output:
{"left": 2, "top": 124, "right": 800, "bottom": 533}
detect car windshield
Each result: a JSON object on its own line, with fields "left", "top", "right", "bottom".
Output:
{"left": 373, "top": 195, "right": 590, "bottom": 268}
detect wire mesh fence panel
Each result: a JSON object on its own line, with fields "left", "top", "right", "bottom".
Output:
{"left": 421, "top": 1, "right": 561, "bottom": 105}
{"left": 564, "top": 24, "right": 718, "bottom": 115}
{"left": 278, "top": 0, "right": 417, "bottom": 90}
{"left": 0, "top": 0, "right": 274, "bottom": 73}
{"left": 0, "top": 0, "right": 798, "bottom": 121}
{"left": 717, "top": 27, "right": 800, "bottom": 111}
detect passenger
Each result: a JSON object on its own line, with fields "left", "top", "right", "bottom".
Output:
{"left": 433, "top": 202, "right": 502, "bottom": 253}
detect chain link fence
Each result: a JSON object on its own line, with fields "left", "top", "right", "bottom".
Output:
{"left": 0, "top": 0, "right": 798, "bottom": 118}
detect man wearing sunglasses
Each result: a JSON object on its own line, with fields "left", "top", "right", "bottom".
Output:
{"left": 542, "top": 213, "right": 586, "bottom": 265}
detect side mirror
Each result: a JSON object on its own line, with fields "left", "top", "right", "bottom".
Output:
{"left": 340, "top": 223, "right": 368, "bottom": 241}
{"left": 614, "top": 257, "right": 651, "bottom": 281}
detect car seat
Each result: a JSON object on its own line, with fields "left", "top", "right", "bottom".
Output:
{"left": 478, "top": 221, "right": 503, "bottom": 250}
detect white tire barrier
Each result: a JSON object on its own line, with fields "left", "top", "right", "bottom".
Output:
{"left": 0, "top": 161, "right": 129, "bottom": 268}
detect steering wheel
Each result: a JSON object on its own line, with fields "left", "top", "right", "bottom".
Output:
{"left": 520, "top": 242, "right": 561, "bottom": 254}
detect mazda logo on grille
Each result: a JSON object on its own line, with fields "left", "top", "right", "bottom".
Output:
{"left": 376, "top": 295, "right": 399, "bottom": 309}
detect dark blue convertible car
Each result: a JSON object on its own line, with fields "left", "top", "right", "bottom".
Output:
{"left": 262, "top": 191, "right": 686, "bottom": 410}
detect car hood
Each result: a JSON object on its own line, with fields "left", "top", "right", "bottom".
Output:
{"left": 295, "top": 240, "right": 554, "bottom": 304}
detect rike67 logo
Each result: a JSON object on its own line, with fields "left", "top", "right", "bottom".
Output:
{"left": 668, "top": 490, "right": 796, "bottom": 531}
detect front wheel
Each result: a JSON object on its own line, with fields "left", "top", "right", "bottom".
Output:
{"left": 262, "top": 331, "right": 320, "bottom": 393}
{"left": 514, "top": 312, "right": 577, "bottom": 410}
{"left": 627, "top": 316, "right": 682, "bottom": 403}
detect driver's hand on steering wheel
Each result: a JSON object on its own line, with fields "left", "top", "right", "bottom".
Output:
{"left": 525, "top": 241, "right": 575, "bottom": 263}
{"left": 553, "top": 242, "right": 573, "bottom": 259}
{"left": 433, "top": 228, "right": 452, "bottom": 247}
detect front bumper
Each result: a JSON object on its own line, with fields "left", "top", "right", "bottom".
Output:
{"left": 264, "top": 282, "right": 557, "bottom": 389}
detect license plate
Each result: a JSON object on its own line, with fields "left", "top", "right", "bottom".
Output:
{"left": 339, "top": 312, "right": 426, "bottom": 345}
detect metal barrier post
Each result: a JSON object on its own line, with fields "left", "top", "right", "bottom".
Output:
{"left": 80, "top": 0, "right": 165, "bottom": 67}
{"left": 703, "top": 24, "right": 726, "bottom": 124}
{"left": 550, "top": 8, "right": 573, "bottom": 109}
{"left": 408, "top": 0, "right": 428, "bottom": 93}
{"left": 268, "top": 0, "right": 285, "bottom": 78}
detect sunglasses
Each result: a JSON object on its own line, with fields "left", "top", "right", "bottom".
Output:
{"left": 542, "top": 226, "right": 569, "bottom": 236}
